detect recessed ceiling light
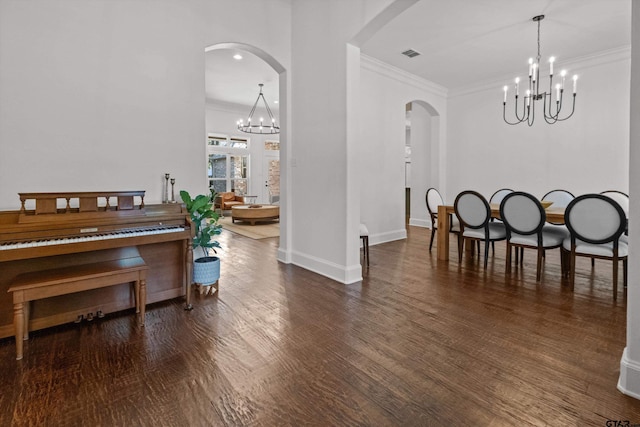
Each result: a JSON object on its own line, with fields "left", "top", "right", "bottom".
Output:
{"left": 233, "top": 54, "right": 243, "bottom": 60}
{"left": 273, "top": 100, "right": 278, "bottom": 104}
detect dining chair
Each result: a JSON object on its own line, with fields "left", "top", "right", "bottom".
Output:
{"left": 360, "top": 223, "right": 369, "bottom": 267}
{"left": 600, "top": 190, "right": 629, "bottom": 222}
{"left": 541, "top": 189, "right": 575, "bottom": 225}
{"left": 425, "top": 188, "right": 461, "bottom": 252}
{"left": 488, "top": 188, "right": 514, "bottom": 254}
{"left": 499, "top": 192, "right": 566, "bottom": 281}
{"left": 562, "top": 194, "right": 628, "bottom": 300}
{"left": 454, "top": 190, "right": 506, "bottom": 269}
{"left": 588, "top": 190, "right": 630, "bottom": 270}
{"left": 489, "top": 188, "right": 514, "bottom": 207}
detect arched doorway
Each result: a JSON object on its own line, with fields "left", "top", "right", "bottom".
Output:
{"left": 203, "top": 43, "right": 290, "bottom": 261}
{"left": 405, "top": 100, "right": 441, "bottom": 228}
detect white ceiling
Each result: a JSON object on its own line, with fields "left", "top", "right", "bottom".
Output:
{"left": 205, "top": 49, "right": 279, "bottom": 109}
{"left": 205, "top": 0, "right": 631, "bottom": 106}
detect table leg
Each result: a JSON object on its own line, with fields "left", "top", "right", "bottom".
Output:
{"left": 437, "top": 205, "right": 450, "bottom": 261}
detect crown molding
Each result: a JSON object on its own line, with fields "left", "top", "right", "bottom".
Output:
{"left": 360, "top": 54, "right": 448, "bottom": 98}
{"left": 449, "top": 45, "right": 631, "bottom": 99}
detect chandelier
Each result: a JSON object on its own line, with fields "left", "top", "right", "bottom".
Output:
{"left": 237, "top": 84, "right": 280, "bottom": 134}
{"left": 503, "top": 15, "right": 578, "bottom": 126}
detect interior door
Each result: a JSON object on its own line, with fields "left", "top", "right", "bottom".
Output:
{"left": 262, "top": 153, "right": 280, "bottom": 204}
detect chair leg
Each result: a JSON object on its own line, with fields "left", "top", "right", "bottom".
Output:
{"left": 613, "top": 256, "right": 619, "bottom": 301}
{"left": 492, "top": 241, "right": 495, "bottom": 255}
{"left": 484, "top": 240, "right": 490, "bottom": 269}
{"left": 520, "top": 248, "right": 524, "bottom": 266}
{"left": 569, "top": 251, "right": 576, "bottom": 290}
{"left": 458, "top": 235, "right": 464, "bottom": 263}
{"left": 506, "top": 242, "right": 512, "bottom": 274}
{"left": 429, "top": 227, "right": 436, "bottom": 252}
{"left": 624, "top": 258, "right": 628, "bottom": 289}
{"left": 365, "top": 236, "right": 369, "bottom": 266}
{"left": 361, "top": 236, "right": 369, "bottom": 267}
{"left": 591, "top": 258, "right": 595, "bottom": 268}
{"left": 536, "top": 247, "right": 543, "bottom": 281}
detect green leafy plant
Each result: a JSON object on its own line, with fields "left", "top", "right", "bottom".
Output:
{"left": 180, "top": 190, "right": 222, "bottom": 258}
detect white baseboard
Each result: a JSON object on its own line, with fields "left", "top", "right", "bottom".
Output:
{"left": 281, "top": 227, "right": 408, "bottom": 285}
{"left": 277, "top": 247, "right": 291, "bottom": 264}
{"left": 291, "top": 250, "right": 362, "bottom": 284}
{"left": 409, "top": 218, "right": 430, "bottom": 228}
{"left": 618, "top": 347, "right": 640, "bottom": 400}
{"left": 368, "top": 228, "right": 407, "bottom": 246}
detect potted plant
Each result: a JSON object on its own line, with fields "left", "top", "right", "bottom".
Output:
{"left": 180, "top": 190, "right": 222, "bottom": 297}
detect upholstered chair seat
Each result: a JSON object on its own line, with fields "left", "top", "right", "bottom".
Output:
{"left": 562, "top": 238, "right": 628, "bottom": 258}
{"left": 462, "top": 222, "right": 505, "bottom": 240}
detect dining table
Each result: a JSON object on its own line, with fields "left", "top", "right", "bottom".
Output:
{"left": 436, "top": 204, "right": 566, "bottom": 261}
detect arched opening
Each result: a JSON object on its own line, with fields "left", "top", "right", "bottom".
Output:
{"left": 203, "top": 42, "right": 290, "bottom": 259}
{"left": 405, "top": 100, "right": 441, "bottom": 229}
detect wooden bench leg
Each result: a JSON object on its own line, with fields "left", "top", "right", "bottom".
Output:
{"left": 23, "top": 301, "right": 30, "bottom": 341}
{"left": 134, "top": 281, "right": 140, "bottom": 314}
{"left": 139, "top": 278, "right": 146, "bottom": 326}
{"left": 14, "top": 302, "right": 24, "bottom": 360}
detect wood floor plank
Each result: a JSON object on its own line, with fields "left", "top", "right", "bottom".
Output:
{"left": 1, "top": 226, "right": 640, "bottom": 425}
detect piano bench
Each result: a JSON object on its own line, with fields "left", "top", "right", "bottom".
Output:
{"left": 8, "top": 256, "right": 148, "bottom": 361}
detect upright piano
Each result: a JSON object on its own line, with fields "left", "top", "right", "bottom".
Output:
{"left": 0, "top": 191, "right": 193, "bottom": 339}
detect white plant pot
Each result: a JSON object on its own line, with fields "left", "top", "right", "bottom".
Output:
{"left": 193, "top": 256, "right": 220, "bottom": 286}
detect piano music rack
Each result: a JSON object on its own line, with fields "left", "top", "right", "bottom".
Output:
{"left": 18, "top": 191, "right": 146, "bottom": 224}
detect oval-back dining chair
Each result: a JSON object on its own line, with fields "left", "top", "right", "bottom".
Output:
{"left": 563, "top": 194, "right": 628, "bottom": 300}
{"left": 541, "top": 189, "right": 575, "bottom": 226}
{"left": 425, "top": 188, "right": 460, "bottom": 253}
{"left": 500, "top": 192, "right": 566, "bottom": 281}
{"left": 454, "top": 191, "right": 506, "bottom": 269}
{"left": 600, "top": 190, "right": 629, "bottom": 220}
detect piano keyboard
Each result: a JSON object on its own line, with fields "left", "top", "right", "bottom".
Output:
{"left": 0, "top": 225, "right": 186, "bottom": 250}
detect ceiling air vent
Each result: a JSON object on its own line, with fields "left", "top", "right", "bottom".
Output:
{"left": 401, "top": 49, "right": 421, "bottom": 58}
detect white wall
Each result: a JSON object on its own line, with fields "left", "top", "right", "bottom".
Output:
{"left": 0, "top": 0, "right": 292, "bottom": 210}
{"left": 359, "top": 56, "right": 447, "bottom": 244}
{"left": 618, "top": 1, "right": 640, "bottom": 399}
{"left": 445, "top": 50, "right": 630, "bottom": 203}
{"left": 288, "top": 1, "right": 397, "bottom": 283}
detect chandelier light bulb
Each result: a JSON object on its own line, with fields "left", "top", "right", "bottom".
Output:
{"left": 549, "top": 57, "right": 555, "bottom": 75}
{"left": 555, "top": 83, "right": 561, "bottom": 100}
{"left": 572, "top": 75, "right": 578, "bottom": 93}
{"left": 503, "top": 86, "right": 508, "bottom": 102}
{"left": 532, "top": 63, "right": 537, "bottom": 82}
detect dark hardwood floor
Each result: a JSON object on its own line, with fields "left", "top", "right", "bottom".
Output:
{"left": 1, "top": 225, "right": 639, "bottom": 426}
